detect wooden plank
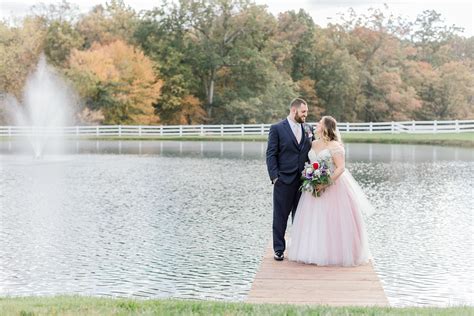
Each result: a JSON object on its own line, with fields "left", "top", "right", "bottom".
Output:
{"left": 247, "top": 239, "right": 389, "bottom": 306}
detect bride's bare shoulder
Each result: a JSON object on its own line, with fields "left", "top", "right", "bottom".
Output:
{"left": 329, "top": 140, "right": 343, "bottom": 148}
{"left": 312, "top": 139, "right": 322, "bottom": 148}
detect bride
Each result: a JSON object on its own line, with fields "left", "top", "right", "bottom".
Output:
{"left": 288, "top": 116, "right": 373, "bottom": 266}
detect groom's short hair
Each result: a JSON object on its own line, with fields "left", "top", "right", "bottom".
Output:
{"left": 290, "top": 98, "right": 307, "bottom": 109}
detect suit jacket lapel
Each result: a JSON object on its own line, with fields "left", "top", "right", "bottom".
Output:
{"left": 282, "top": 119, "right": 299, "bottom": 148}
{"left": 299, "top": 124, "right": 306, "bottom": 149}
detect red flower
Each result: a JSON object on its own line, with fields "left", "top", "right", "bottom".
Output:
{"left": 312, "top": 162, "right": 319, "bottom": 169}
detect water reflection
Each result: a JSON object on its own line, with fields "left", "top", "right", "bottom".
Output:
{"left": 1, "top": 140, "right": 472, "bottom": 162}
{"left": 0, "top": 155, "right": 270, "bottom": 300}
{"left": 0, "top": 141, "right": 472, "bottom": 307}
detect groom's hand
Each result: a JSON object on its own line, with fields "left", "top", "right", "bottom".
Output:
{"left": 316, "top": 184, "right": 326, "bottom": 192}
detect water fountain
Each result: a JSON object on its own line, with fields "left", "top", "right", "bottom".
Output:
{"left": 4, "top": 54, "right": 76, "bottom": 158}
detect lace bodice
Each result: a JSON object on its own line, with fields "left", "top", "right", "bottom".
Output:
{"left": 308, "top": 148, "right": 331, "bottom": 163}
{"left": 308, "top": 145, "right": 345, "bottom": 172}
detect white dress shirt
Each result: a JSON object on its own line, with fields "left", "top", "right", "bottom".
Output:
{"left": 287, "top": 116, "right": 302, "bottom": 143}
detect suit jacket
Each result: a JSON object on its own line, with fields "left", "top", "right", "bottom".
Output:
{"left": 266, "top": 119, "right": 313, "bottom": 184}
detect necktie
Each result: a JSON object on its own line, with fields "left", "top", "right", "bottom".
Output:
{"left": 295, "top": 124, "right": 301, "bottom": 144}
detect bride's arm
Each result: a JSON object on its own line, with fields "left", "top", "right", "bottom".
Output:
{"left": 330, "top": 149, "right": 345, "bottom": 182}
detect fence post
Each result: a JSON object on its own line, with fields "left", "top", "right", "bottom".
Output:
{"left": 433, "top": 120, "right": 437, "bottom": 133}
{"left": 118, "top": 125, "right": 122, "bottom": 137}
{"left": 96, "top": 126, "right": 99, "bottom": 136}
{"left": 455, "top": 120, "right": 459, "bottom": 133}
{"left": 220, "top": 125, "right": 224, "bottom": 136}
{"left": 200, "top": 125, "right": 204, "bottom": 136}
{"left": 411, "top": 120, "right": 415, "bottom": 132}
{"left": 260, "top": 124, "right": 264, "bottom": 135}
{"left": 369, "top": 122, "right": 373, "bottom": 133}
{"left": 76, "top": 126, "right": 79, "bottom": 136}
{"left": 241, "top": 124, "right": 244, "bottom": 136}
{"left": 391, "top": 121, "right": 394, "bottom": 133}
{"left": 8, "top": 126, "right": 11, "bottom": 137}
{"left": 138, "top": 126, "right": 142, "bottom": 136}
{"left": 179, "top": 125, "right": 183, "bottom": 136}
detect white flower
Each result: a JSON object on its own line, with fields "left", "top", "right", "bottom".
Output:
{"left": 314, "top": 169, "right": 321, "bottom": 176}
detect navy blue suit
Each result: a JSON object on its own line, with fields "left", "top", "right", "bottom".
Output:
{"left": 266, "top": 119, "right": 312, "bottom": 253}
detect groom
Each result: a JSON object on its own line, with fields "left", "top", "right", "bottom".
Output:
{"left": 266, "top": 98, "right": 313, "bottom": 261}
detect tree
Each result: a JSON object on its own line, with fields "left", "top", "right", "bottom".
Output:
{"left": 26, "top": 0, "right": 84, "bottom": 67}
{"left": 77, "top": 0, "right": 139, "bottom": 48}
{"left": 331, "top": 6, "right": 421, "bottom": 121}
{"left": 204, "top": 5, "right": 298, "bottom": 124}
{"left": 403, "top": 59, "right": 473, "bottom": 120}
{"left": 44, "top": 20, "right": 84, "bottom": 66}
{"left": 0, "top": 17, "right": 46, "bottom": 100}
{"left": 67, "top": 40, "right": 162, "bottom": 124}
{"left": 215, "top": 54, "right": 297, "bottom": 123}
{"left": 135, "top": 4, "right": 205, "bottom": 124}
{"left": 296, "top": 77, "right": 321, "bottom": 122}
{"left": 365, "top": 71, "right": 421, "bottom": 121}
{"left": 410, "top": 10, "right": 464, "bottom": 65}
{"left": 170, "top": 0, "right": 262, "bottom": 118}
{"left": 269, "top": 9, "right": 317, "bottom": 80}
{"left": 436, "top": 62, "right": 473, "bottom": 119}
{"left": 137, "top": 0, "right": 296, "bottom": 124}
{"left": 295, "top": 26, "right": 361, "bottom": 122}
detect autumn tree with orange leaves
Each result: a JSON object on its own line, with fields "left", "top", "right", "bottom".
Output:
{"left": 68, "top": 40, "right": 162, "bottom": 124}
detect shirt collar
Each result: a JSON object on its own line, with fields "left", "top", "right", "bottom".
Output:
{"left": 287, "top": 116, "right": 301, "bottom": 128}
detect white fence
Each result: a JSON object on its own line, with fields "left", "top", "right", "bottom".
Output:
{"left": 0, "top": 120, "right": 473, "bottom": 137}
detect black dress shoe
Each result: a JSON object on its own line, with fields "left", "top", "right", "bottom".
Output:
{"left": 274, "top": 250, "right": 284, "bottom": 261}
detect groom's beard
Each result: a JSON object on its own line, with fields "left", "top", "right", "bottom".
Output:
{"left": 295, "top": 113, "right": 306, "bottom": 123}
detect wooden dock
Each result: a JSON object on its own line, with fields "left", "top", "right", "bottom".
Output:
{"left": 247, "top": 241, "right": 389, "bottom": 306}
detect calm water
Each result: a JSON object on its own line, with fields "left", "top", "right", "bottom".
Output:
{"left": 0, "top": 140, "right": 473, "bottom": 306}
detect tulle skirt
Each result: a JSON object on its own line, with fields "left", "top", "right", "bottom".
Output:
{"left": 288, "top": 171, "right": 372, "bottom": 266}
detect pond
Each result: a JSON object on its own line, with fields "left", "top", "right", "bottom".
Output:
{"left": 0, "top": 140, "right": 472, "bottom": 307}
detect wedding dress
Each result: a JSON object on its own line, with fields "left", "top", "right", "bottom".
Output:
{"left": 288, "top": 145, "right": 372, "bottom": 266}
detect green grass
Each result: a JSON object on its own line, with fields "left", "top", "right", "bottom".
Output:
{"left": 79, "top": 132, "right": 473, "bottom": 147}
{"left": 1, "top": 132, "right": 472, "bottom": 147}
{"left": 0, "top": 296, "right": 472, "bottom": 316}
{"left": 340, "top": 132, "right": 473, "bottom": 147}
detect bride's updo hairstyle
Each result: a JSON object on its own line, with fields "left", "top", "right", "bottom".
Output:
{"left": 320, "top": 116, "right": 342, "bottom": 143}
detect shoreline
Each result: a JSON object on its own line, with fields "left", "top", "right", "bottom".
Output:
{"left": 1, "top": 133, "right": 472, "bottom": 147}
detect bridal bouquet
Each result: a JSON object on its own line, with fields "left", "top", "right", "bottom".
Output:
{"left": 300, "top": 159, "right": 332, "bottom": 197}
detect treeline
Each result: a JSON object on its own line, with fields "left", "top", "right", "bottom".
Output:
{"left": 0, "top": 0, "right": 472, "bottom": 125}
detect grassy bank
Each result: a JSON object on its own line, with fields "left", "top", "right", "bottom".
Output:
{"left": 340, "top": 132, "right": 473, "bottom": 147}
{"left": 1, "top": 132, "right": 472, "bottom": 147}
{"left": 82, "top": 132, "right": 473, "bottom": 147}
{"left": 0, "top": 296, "right": 472, "bottom": 316}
